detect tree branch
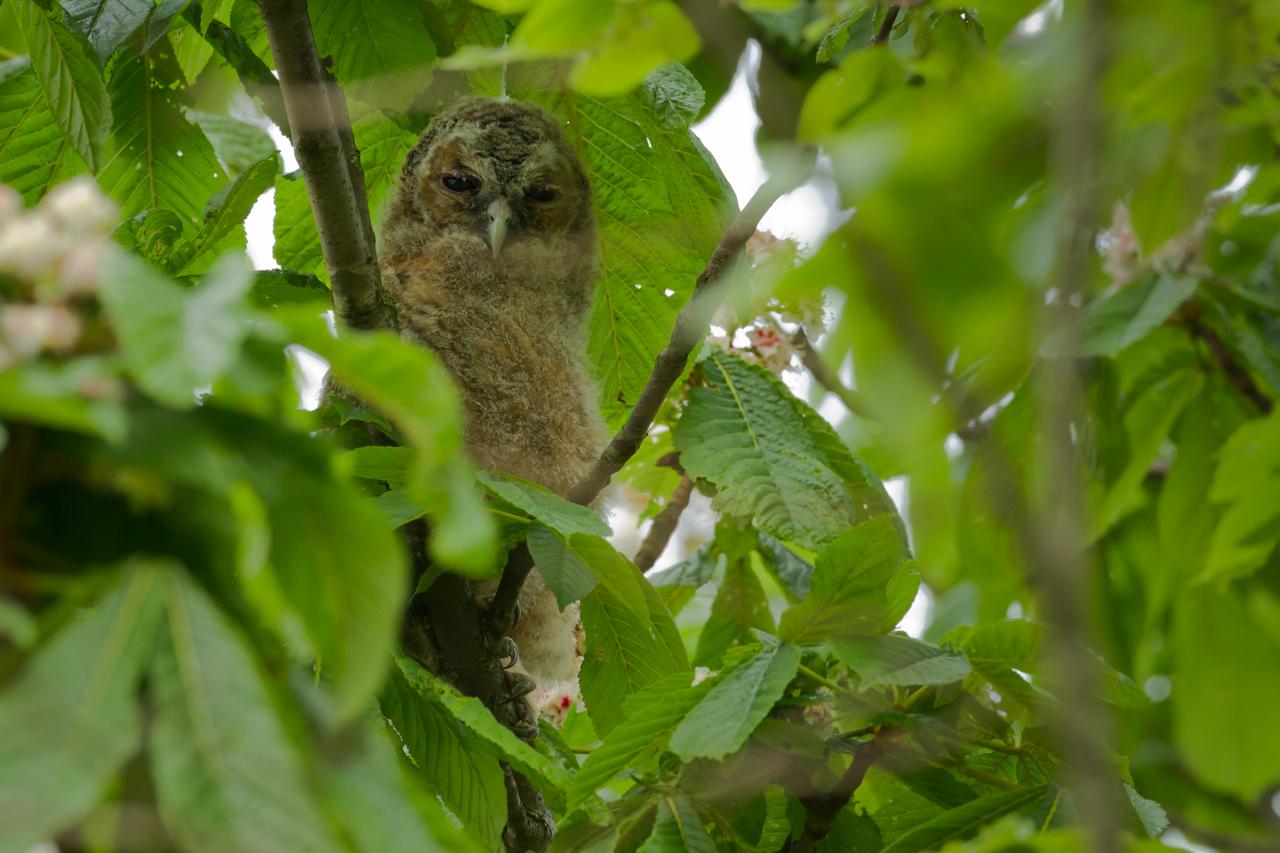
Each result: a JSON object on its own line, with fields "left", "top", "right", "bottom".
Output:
{"left": 787, "top": 731, "right": 892, "bottom": 852}
{"left": 566, "top": 172, "right": 805, "bottom": 508}
{"left": 870, "top": 5, "right": 901, "bottom": 47}
{"left": 253, "top": 0, "right": 394, "bottom": 332}
{"left": 633, "top": 475, "right": 695, "bottom": 573}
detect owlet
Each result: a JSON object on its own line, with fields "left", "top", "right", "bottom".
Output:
{"left": 380, "top": 98, "right": 605, "bottom": 687}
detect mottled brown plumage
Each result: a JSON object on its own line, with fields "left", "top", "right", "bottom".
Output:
{"left": 380, "top": 98, "right": 605, "bottom": 686}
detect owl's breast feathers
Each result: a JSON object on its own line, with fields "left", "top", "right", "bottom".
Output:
{"left": 382, "top": 237, "right": 604, "bottom": 495}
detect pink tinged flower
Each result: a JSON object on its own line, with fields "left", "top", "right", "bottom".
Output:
{"left": 0, "top": 304, "right": 82, "bottom": 359}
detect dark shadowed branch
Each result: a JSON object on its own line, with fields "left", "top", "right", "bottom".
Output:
{"left": 254, "top": 0, "right": 394, "bottom": 333}
{"left": 633, "top": 475, "right": 695, "bottom": 573}
{"left": 870, "top": 5, "right": 901, "bottom": 47}
{"left": 1189, "top": 319, "right": 1273, "bottom": 414}
{"left": 786, "top": 730, "right": 894, "bottom": 853}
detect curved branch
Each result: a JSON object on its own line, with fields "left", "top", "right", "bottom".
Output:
{"left": 633, "top": 475, "right": 695, "bottom": 573}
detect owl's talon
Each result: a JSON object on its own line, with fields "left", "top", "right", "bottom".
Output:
{"left": 506, "top": 670, "right": 537, "bottom": 699}
{"left": 498, "top": 636, "right": 520, "bottom": 669}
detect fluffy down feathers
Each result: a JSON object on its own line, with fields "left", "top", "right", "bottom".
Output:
{"left": 380, "top": 98, "right": 604, "bottom": 686}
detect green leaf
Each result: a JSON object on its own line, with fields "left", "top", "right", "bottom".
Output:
{"left": 1173, "top": 587, "right": 1280, "bottom": 800}
{"left": 0, "top": 58, "right": 87, "bottom": 204}
{"left": 62, "top": 0, "right": 153, "bottom": 62}
{"left": 0, "top": 565, "right": 164, "bottom": 851}
{"left": 880, "top": 786, "right": 1050, "bottom": 853}
{"left": 250, "top": 444, "right": 408, "bottom": 724}
{"left": 669, "top": 639, "right": 801, "bottom": 761}
{"left": 518, "top": 80, "right": 730, "bottom": 426}
{"left": 638, "top": 794, "right": 717, "bottom": 853}
{"left": 99, "top": 251, "right": 255, "bottom": 408}
{"left": 96, "top": 50, "right": 227, "bottom": 226}
{"left": 640, "top": 61, "right": 705, "bottom": 128}
{"left": 380, "top": 666, "right": 506, "bottom": 847}
{"left": 311, "top": 0, "right": 437, "bottom": 111}
{"left": 566, "top": 3, "right": 699, "bottom": 96}
{"left": 187, "top": 109, "right": 277, "bottom": 177}
{"left": 289, "top": 319, "right": 497, "bottom": 574}
{"left": 273, "top": 171, "right": 327, "bottom": 281}
{"left": 353, "top": 105, "right": 419, "bottom": 230}
{"left": 251, "top": 269, "right": 331, "bottom": 308}
{"left": 13, "top": 0, "right": 111, "bottom": 171}
{"left": 1051, "top": 274, "right": 1199, "bottom": 359}
{"left": 830, "top": 634, "right": 971, "bottom": 689}
{"left": 568, "top": 674, "right": 711, "bottom": 813}
{"left": 394, "top": 653, "right": 570, "bottom": 808}
{"left": 676, "top": 354, "right": 894, "bottom": 550}
{"left": 693, "top": 553, "right": 774, "bottom": 668}
{"left": 169, "top": 152, "right": 279, "bottom": 274}
{"left": 778, "top": 515, "right": 915, "bottom": 645}
{"left": 0, "top": 357, "right": 126, "bottom": 440}
{"left": 526, "top": 525, "right": 600, "bottom": 609}
{"left": 319, "top": 713, "right": 487, "bottom": 853}
{"left": 1093, "top": 365, "right": 1203, "bottom": 538}
{"left": 148, "top": 572, "right": 342, "bottom": 853}
{"left": 343, "top": 445, "right": 415, "bottom": 487}
{"left": 580, "top": 578, "right": 691, "bottom": 735}
{"left": 529, "top": 531, "right": 647, "bottom": 616}
{"left": 477, "top": 470, "right": 610, "bottom": 537}
{"left": 1202, "top": 409, "right": 1280, "bottom": 580}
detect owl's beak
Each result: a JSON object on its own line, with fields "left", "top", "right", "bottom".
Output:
{"left": 486, "top": 198, "right": 511, "bottom": 258}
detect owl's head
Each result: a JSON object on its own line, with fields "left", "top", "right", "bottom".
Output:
{"left": 386, "top": 98, "right": 593, "bottom": 260}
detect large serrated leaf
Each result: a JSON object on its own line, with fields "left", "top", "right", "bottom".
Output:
{"left": 692, "top": 553, "right": 774, "bottom": 668}
{"left": 638, "top": 794, "right": 717, "bottom": 853}
{"left": 148, "top": 572, "right": 342, "bottom": 853}
{"left": 676, "top": 353, "right": 895, "bottom": 550}
{"left": 0, "top": 565, "right": 163, "bottom": 851}
{"left": 830, "top": 633, "right": 971, "bottom": 689}
{"left": 320, "top": 713, "right": 487, "bottom": 853}
{"left": 515, "top": 74, "right": 730, "bottom": 426}
{"left": 669, "top": 639, "right": 801, "bottom": 761}
{"left": 62, "top": 0, "right": 153, "bottom": 62}
{"left": 394, "top": 653, "right": 570, "bottom": 809}
{"left": 568, "top": 674, "right": 710, "bottom": 813}
{"left": 0, "top": 58, "right": 87, "bottom": 203}
{"left": 580, "top": 579, "right": 690, "bottom": 735}
{"left": 13, "top": 0, "right": 111, "bottom": 171}
{"left": 380, "top": 667, "right": 506, "bottom": 847}
{"left": 273, "top": 171, "right": 327, "bottom": 280}
{"left": 311, "top": 0, "right": 437, "bottom": 111}
{"left": 778, "top": 515, "right": 915, "bottom": 645}
{"left": 96, "top": 50, "right": 226, "bottom": 227}
{"left": 478, "top": 470, "right": 609, "bottom": 537}
{"left": 879, "top": 785, "right": 1050, "bottom": 853}
{"left": 528, "top": 531, "right": 647, "bottom": 616}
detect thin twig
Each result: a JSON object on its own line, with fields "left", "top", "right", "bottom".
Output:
{"left": 1189, "top": 319, "right": 1273, "bottom": 414}
{"left": 633, "top": 475, "right": 695, "bottom": 572}
{"left": 788, "top": 731, "right": 892, "bottom": 852}
{"left": 767, "top": 315, "right": 874, "bottom": 419}
{"left": 254, "top": 0, "right": 394, "bottom": 332}
{"left": 870, "top": 5, "right": 901, "bottom": 47}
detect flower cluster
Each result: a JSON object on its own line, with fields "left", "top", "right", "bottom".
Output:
{"left": 705, "top": 229, "right": 828, "bottom": 376}
{"left": 0, "top": 179, "right": 118, "bottom": 370}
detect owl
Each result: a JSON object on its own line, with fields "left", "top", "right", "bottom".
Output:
{"left": 380, "top": 98, "right": 605, "bottom": 687}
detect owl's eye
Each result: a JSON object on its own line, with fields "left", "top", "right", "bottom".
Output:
{"left": 526, "top": 186, "right": 557, "bottom": 203}
{"left": 442, "top": 173, "right": 480, "bottom": 193}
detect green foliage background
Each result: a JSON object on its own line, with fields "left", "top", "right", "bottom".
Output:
{"left": 0, "top": 0, "right": 1278, "bottom": 851}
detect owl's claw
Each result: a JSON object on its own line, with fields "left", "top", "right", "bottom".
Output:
{"left": 503, "top": 671, "right": 539, "bottom": 739}
{"left": 498, "top": 636, "right": 520, "bottom": 669}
